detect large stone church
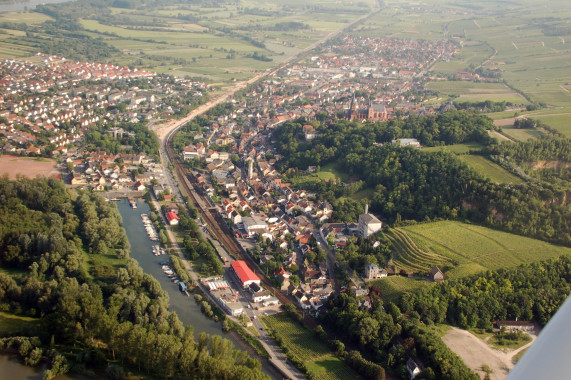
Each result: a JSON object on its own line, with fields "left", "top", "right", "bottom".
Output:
{"left": 347, "top": 95, "right": 389, "bottom": 122}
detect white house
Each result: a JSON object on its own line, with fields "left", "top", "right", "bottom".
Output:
{"left": 358, "top": 205, "right": 382, "bottom": 238}
{"left": 365, "top": 263, "right": 387, "bottom": 280}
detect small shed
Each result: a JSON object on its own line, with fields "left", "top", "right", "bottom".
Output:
{"left": 430, "top": 266, "right": 444, "bottom": 282}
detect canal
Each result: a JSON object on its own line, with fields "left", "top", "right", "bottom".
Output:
{"left": 0, "top": 198, "right": 279, "bottom": 379}
{"left": 117, "top": 199, "right": 282, "bottom": 379}
{"left": 116, "top": 199, "right": 224, "bottom": 337}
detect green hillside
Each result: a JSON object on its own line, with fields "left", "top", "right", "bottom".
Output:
{"left": 402, "top": 221, "right": 571, "bottom": 279}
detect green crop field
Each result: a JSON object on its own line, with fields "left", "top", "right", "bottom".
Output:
{"left": 262, "top": 313, "right": 360, "bottom": 379}
{"left": 425, "top": 81, "right": 528, "bottom": 105}
{"left": 369, "top": 276, "right": 431, "bottom": 303}
{"left": 499, "top": 126, "right": 546, "bottom": 141}
{"left": 457, "top": 155, "right": 523, "bottom": 184}
{"left": 307, "top": 356, "right": 363, "bottom": 380}
{"left": 386, "top": 228, "right": 453, "bottom": 273}
{"left": 533, "top": 114, "right": 571, "bottom": 137}
{"left": 422, "top": 142, "right": 485, "bottom": 154}
{"left": 425, "top": 81, "right": 510, "bottom": 95}
{"left": 262, "top": 313, "right": 330, "bottom": 361}
{"left": 402, "top": 221, "right": 571, "bottom": 277}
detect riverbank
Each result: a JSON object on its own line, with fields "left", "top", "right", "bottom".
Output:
{"left": 115, "top": 199, "right": 284, "bottom": 379}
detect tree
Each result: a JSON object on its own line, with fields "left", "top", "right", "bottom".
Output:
{"left": 289, "top": 275, "right": 300, "bottom": 287}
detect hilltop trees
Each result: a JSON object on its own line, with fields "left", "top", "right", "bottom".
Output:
{"left": 273, "top": 116, "right": 571, "bottom": 246}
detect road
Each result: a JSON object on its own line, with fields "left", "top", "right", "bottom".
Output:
{"left": 151, "top": 0, "right": 382, "bottom": 144}
{"left": 150, "top": 2, "right": 385, "bottom": 378}
{"left": 149, "top": 190, "right": 304, "bottom": 380}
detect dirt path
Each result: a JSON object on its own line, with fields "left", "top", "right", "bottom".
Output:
{"left": 442, "top": 327, "right": 536, "bottom": 380}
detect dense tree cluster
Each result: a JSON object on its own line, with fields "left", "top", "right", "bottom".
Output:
{"left": 335, "top": 236, "right": 392, "bottom": 274}
{"left": 453, "top": 100, "right": 509, "bottom": 113}
{"left": 273, "top": 117, "right": 571, "bottom": 245}
{"left": 274, "top": 111, "right": 494, "bottom": 169}
{"left": 179, "top": 214, "right": 224, "bottom": 275}
{"left": 84, "top": 122, "right": 160, "bottom": 156}
{"left": 486, "top": 137, "right": 571, "bottom": 186}
{"left": 0, "top": 177, "right": 267, "bottom": 379}
{"left": 400, "top": 256, "right": 571, "bottom": 327}
{"left": 322, "top": 293, "right": 477, "bottom": 380}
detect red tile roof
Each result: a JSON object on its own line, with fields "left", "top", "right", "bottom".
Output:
{"left": 166, "top": 212, "right": 179, "bottom": 222}
{"left": 231, "top": 260, "right": 260, "bottom": 284}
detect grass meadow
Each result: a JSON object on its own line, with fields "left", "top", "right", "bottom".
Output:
{"left": 369, "top": 276, "right": 432, "bottom": 303}
{"left": 422, "top": 142, "right": 485, "bottom": 154}
{"left": 371, "top": 220, "right": 570, "bottom": 302}
{"left": 457, "top": 155, "right": 523, "bottom": 184}
{"left": 0, "top": 312, "right": 41, "bottom": 336}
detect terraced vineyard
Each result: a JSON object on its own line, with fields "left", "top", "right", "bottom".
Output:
{"left": 402, "top": 221, "right": 571, "bottom": 278}
{"left": 386, "top": 228, "right": 453, "bottom": 273}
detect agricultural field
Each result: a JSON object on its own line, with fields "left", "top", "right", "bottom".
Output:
{"left": 421, "top": 142, "right": 484, "bottom": 154}
{"left": 498, "top": 125, "right": 546, "bottom": 141}
{"left": 262, "top": 313, "right": 361, "bottom": 379}
{"left": 0, "top": 0, "right": 376, "bottom": 81}
{"left": 306, "top": 356, "right": 362, "bottom": 380}
{"left": 457, "top": 155, "right": 523, "bottom": 184}
{"left": 262, "top": 313, "right": 330, "bottom": 361}
{"left": 533, "top": 114, "right": 571, "bottom": 138}
{"left": 424, "top": 81, "right": 527, "bottom": 106}
{"left": 385, "top": 227, "right": 453, "bottom": 273}
{"left": 402, "top": 221, "right": 571, "bottom": 277}
{"left": 369, "top": 275, "right": 431, "bottom": 303}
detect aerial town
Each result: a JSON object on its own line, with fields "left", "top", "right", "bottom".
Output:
{"left": 0, "top": 35, "right": 487, "bottom": 311}
{"left": 1, "top": 7, "right": 568, "bottom": 376}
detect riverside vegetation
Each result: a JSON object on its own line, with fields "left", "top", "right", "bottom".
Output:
{"left": 0, "top": 176, "right": 268, "bottom": 379}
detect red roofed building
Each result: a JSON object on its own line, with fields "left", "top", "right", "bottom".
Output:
{"left": 166, "top": 211, "right": 179, "bottom": 226}
{"left": 231, "top": 260, "right": 260, "bottom": 288}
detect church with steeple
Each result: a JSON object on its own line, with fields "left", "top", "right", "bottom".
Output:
{"left": 358, "top": 204, "right": 383, "bottom": 238}
{"left": 347, "top": 94, "right": 389, "bottom": 122}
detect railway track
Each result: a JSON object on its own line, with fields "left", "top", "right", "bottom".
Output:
{"left": 165, "top": 138, "right": 296, "bottom": 309}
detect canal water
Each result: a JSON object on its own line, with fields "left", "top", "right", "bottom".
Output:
{"left": 116, "top": 199, "right": 224, "bottom": 338}
{"left": 0, "top": 354, "right": 90, "bottom": 380}
{"left": 118, "top": 199, "right": 283, "bottom": 379}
